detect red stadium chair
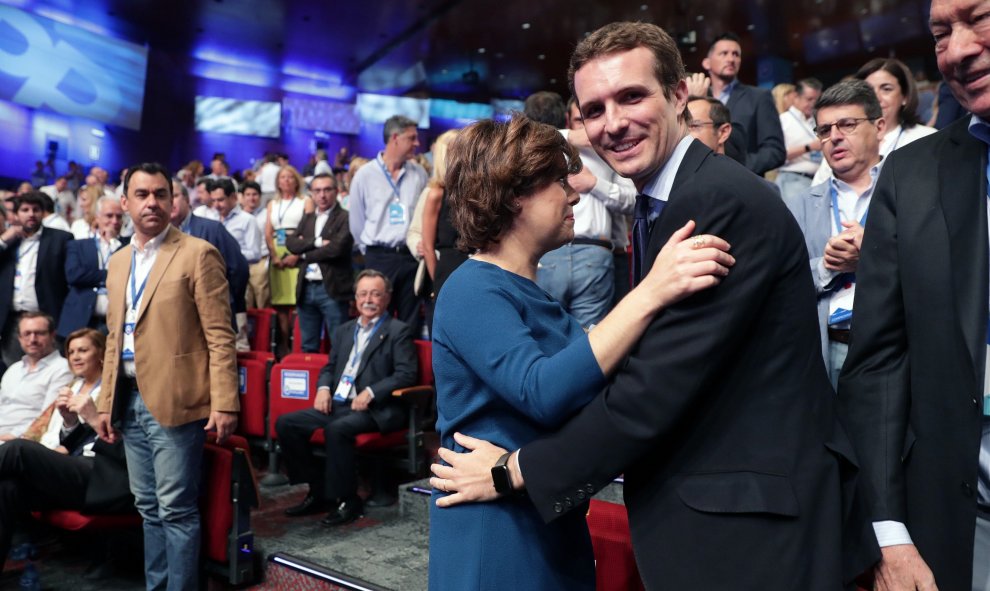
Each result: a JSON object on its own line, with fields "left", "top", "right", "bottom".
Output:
{"left": 290, "top": 313, "right": 331, "bottom": 354}
{"left": 246, "top": 308, "right": 276, "bottom": 353}
{"left": 201, "top": 433, "right": 260, "bottom": 586}
{"left": 280, "top": 352, "right": 328, "bottom": 365}
{"left": 586, "top": 499, "right": 645, "bottom": 591}
{"left": 354, "top": 339, "right": 435, "bottom": 504}
{"left": 237, "top": 350, "right": 274, "bottom": 363}
{"left": 261, "top": 357, "right": 326, "bottom": 486}
{"left": 236, "top": 358, "right": 271, "bottom": 439}
{"left": 32, "top": 509, "right": 141, "bottom": 531}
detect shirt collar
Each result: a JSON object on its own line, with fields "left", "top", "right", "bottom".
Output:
{"left": 641, "top": 134, "right": 696, "bottom": 203}
{"left": 968, "top": 114, "right": 990, "bottom": 145}
{"left": 22, "top": 348, "right": 61, "bottom": 371}
{"left": 788, "top": 105, "right": 811, "bottom": 123}
{"left": 716, "top": 79, "right": 739, "bottom": 104}
{"left": 133, "top": 225, "right": 169, "bottom": 254}
{"left": 316, "top": 203, "right": 336, "bottom": 217}
{"left": 358, "top": 314, "right": 382, "bottom": 329}
{"left": 223, "top": 205, "right": 243, "bottom": 223}
{"left": 828, "top": 158, "right": 885, "bottom": 198}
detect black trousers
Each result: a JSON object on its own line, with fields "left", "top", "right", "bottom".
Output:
{"left": 0, "top": 439, "right": 92, "bottom": 568}
{"left": 275, "top": 405, "right": 378, "bottom": 502}
{"left": 363, "top": 249, "right": 420, "bottom": 328}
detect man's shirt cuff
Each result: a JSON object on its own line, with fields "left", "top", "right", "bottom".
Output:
{"left": 872, "top": 520, "right": 914, "bottom": 547}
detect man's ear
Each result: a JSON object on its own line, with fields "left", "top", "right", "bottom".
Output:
{"left": 701, "top": 57, "right": 711, "bottom": 73}
{"left": 717, "top": 123, "right": 732, "bottom": 148}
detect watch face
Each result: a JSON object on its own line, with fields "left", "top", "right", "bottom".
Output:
{"left": 491, "top": 464, "right": 512, "bottom": 495}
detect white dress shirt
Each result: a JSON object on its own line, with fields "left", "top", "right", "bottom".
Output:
{"left": 560, "top": 129, "right": 637, "bottom": 242}
{"left": 13, "top": 230, "right": 42, "bottom": 313}
{"left": 123, "top": 228, "right": 169, "bottom": 378}
{"left": 304, "top": 206, "right": 334, "bottom": 281}
{"left": 0, "top": 349, "right": 73, "bottom": 437}
{"left": 40, "top": 379, "right": 102, "bottom": 457}
{"left": 220, "top": 206, "right": 264, "bottom": 263}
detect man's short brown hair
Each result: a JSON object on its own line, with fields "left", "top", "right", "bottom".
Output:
{"left": 568, "top": 21, "right": 686, "bottom": 104}
{"left": 445, "top": 115, "right": 580, "bottom": 252}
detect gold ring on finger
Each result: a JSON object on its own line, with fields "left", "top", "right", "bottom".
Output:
{"left": 692, "top": 235, "right": 705, "bottom": 249}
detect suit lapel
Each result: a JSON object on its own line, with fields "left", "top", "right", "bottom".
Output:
{"left": 137, "top": 227, "right": 180, "bottom": 323}
{"left": 645, "top": 140, "right": 709, "bottom": 265}
{"left": 808, "top": 183, "right": 831, "bottom": 252}
{"left": 938, "top": 120, "right": 989, "bottom": 384}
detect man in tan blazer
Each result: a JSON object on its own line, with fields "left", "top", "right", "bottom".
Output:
{"left": 95, "top": 162, "right": 238, "bottom": 590}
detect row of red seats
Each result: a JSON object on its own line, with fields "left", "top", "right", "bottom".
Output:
{"left": 33, "top": 434, "right": 260, "bottom": 586}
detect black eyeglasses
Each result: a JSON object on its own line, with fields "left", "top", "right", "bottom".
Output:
{"left": 687, "top": 121, "right": 717, "bottom": 130}
{"left": 813, "top": 117, "right": 876, "bottom": 140}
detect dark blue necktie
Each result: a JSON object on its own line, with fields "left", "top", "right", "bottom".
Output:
{"left": 632, "top": 194, "right": 665, "bottom": 285}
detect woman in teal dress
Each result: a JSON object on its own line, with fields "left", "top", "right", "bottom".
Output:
{"left": 427, "top": 115, "right": 735, "bottom": 590}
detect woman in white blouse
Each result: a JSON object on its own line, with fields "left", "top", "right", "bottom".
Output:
{"left": 812, "top": 58, "right": 936, "bottom": 185}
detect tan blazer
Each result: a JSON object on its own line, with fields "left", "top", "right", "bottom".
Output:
{"left": 97, "top": 226, "right": 239, "bottom": 427}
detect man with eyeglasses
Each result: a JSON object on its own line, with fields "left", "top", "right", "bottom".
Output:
{"left": 275, "top": 269, "right": 416, "bottom": 526}
{"left": 58, "top": 196, "right": 128, "bottom": 338}
{"left": 286, "top": 173, "right": 353, "bottom": 352}
{"left": 783, "top": 80, "right": 885, "bottom": 389}
{"left": 839, "top": 1, "right": 990, "bottom": 589}
{"left": 686, "top": 95, "right": 733, "bottom": 155}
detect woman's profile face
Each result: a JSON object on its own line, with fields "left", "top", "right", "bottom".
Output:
{"left": 513, "top": 177, "right": 579, "bottom": 252}
{"left": 67, "top": 336, "right": 102, "bottom": 378}
{"left": 865, "top": 69, "right": 905, "bottom": 128}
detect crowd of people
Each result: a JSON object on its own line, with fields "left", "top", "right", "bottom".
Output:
{"left": 1, "top": 1, "right": 988, "bottom": 589}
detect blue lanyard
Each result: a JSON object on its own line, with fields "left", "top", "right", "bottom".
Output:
{"left": 789, "top": 111, "right": 817, "bottom": 140}
{"left": 377, "top": 159, "right": 402, "bottom": 200}
{"left": 830, "top": 184, "right": 869, "bottom": 235}
{"left": 350, "top": 317, "right": 385, "bottom": 367}
{"left": 16, "top": 240, "right": 38, "bottom": 262}
{"left": 129, "top": 248, "right": 152, "bottom": 312}
{"left": 94, "top": 237, "right": 112, "bottom": 269}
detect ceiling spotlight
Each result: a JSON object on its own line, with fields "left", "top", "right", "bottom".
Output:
{"left": 550, "top": 78, "right": 557, "bottom": 83}
{"left": 478, "top": 48, "right": 486, "bottom": 54}
{"left": 640, "top": 4, "right": 648, "bottom": 10}
{"left": 746, "top": 24, "right": 755, "bottom": 31}
{"left": 538, "top": 54, "right": 545, "bottom": 60}
{"left": 696, "top": 15, "right": 704, "bottom": 21}
{"left": 522, "top": 22, "right": 531, "bottom": 29}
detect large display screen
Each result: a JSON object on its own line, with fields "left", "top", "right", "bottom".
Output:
{"left": 194, "top": 96, "right": 282, "bottom": 138}
{"left": 0, "top": 5, "right": 148, "bottom": 130}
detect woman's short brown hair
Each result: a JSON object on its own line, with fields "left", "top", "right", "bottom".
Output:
{"left": 64, "top": 327, "right": 106, "bottom": 358}
{"left": 445, "top": 114, "right": 580, "bottom": 252}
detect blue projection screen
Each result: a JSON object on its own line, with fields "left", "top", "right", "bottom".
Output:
{"left": 0, "top": 5, "right": 148, "bottom": 130}
{"left": 195, "top": 97, "right": 282, "bottom": 138}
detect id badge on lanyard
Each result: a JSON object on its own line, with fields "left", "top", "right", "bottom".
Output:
{"left": 123, "top": 251, "right": 151, "bottom": 363}
{"left": 333, "top": 374, "right": 355, "bottom": 402}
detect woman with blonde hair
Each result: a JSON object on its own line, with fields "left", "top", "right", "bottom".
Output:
{"left": 419, "top": 130, "right": 463, "bottom": 299}
{"left": 70, "top": 185, "right": 102, "bottom": 239}
{"left": 265, "top": 164, "right": 314, "bottom": 355}
{"left": 772, "top": 83, "right": 797, "bottom": 114}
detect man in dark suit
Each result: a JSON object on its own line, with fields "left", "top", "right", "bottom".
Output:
{"left": 276, "top": 270, "right": 416, "bottom": 526}
{"left": 170, "top": 179, "right": 249, "bottom": 334}
{"left": 838, "top": 2, "right": 990, "bottom": 589}
{"left": 432, "top": 22, "right": 875, "bottom": 590}
{"left": 57, "top": 197, "right": 128, "bottom": 338}
{"left": 700, "top": 32, "right": 785, "bottom": 175}
{"left": 286, "top": 173, "right": 353, "bottom": 352}
{"left": 0, "top": 437, "right": 132, "bottom": 570}
{"left": 0, "top": 192, "right": 72, "bottom": 367}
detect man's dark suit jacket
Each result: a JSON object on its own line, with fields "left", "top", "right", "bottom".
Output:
{"left": 60, "top": 425, "right": 133, "bottom": 513}
{"left": 0, "top": 227, "right": 72, "bottom": 331}
{"left": 725, "top": 82, "right": 786, "bottom": 175}
{"left": 839, "top": 118, "right": 985, "bottom": 591}
{"left": 519, "top": 140, "right": 877, "bottom": 589}
{"left": 317, "top": 315, "right": 417, "bottom": 432}
{"left": 285, "top": 206, "right": 354, "bottom": 302}
{"left": 57, "top": 236, "right": 129, "bottom": 338}
{"left": 186, "top": 214, "right": 249, "bottom": 315}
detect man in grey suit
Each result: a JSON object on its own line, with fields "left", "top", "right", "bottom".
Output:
{"left": 839, "top": 1, "right": 990, "bottom": 589}
{"left": 783, "top": 80, "right": 885, "bottom": 388}
{"left": 275, "top": 269, "right": 417, "bottom": 526}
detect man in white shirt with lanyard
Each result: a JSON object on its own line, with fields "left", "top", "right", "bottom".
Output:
{"left": 276, "top": 269, "right": 417, "bottom": 527}
{"left": 777, "top": 78, "right": 824, "bottom": 201}
{"left": 783, "top": 79, "right": 884, "bottom": 389}
{"left": 347, "top": 115, "right": 428, "bottom": 327}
